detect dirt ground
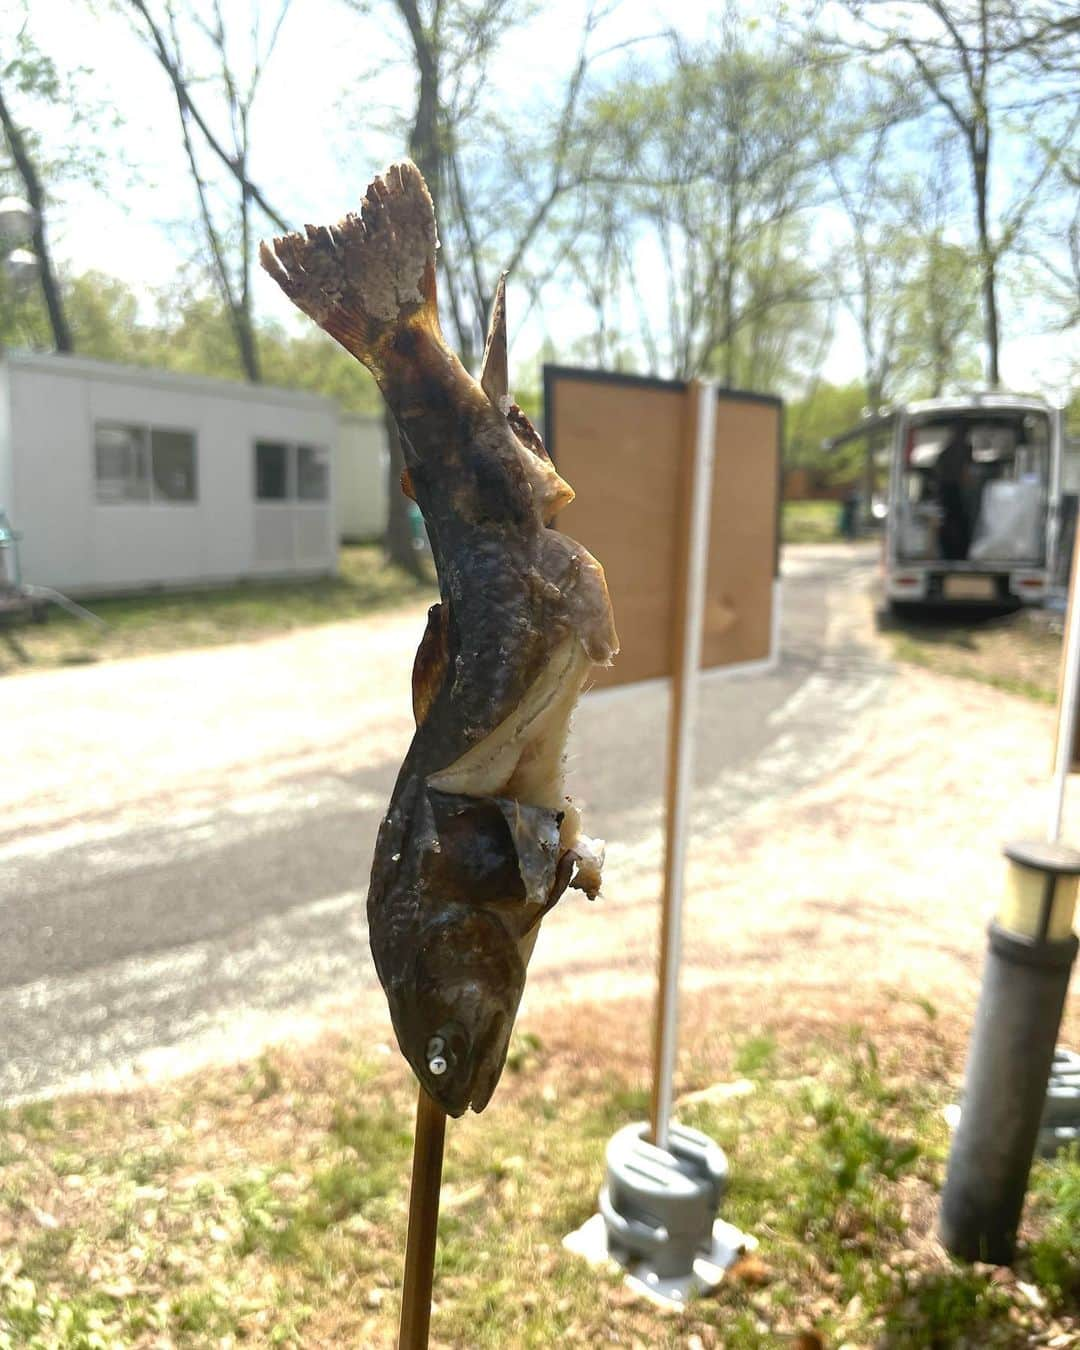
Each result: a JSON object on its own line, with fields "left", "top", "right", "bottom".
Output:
{"left": 519, "top": 553, "right": 1080, "bottom": 1061}
{"left": 890, "top": 604, "right": 1063, "bottom": 704}
{"left": 5, "top": 542, "right": 1080, "bottom": 1347}
{"left": 4, "top": 542, "right": 1078, "bottom": 1099}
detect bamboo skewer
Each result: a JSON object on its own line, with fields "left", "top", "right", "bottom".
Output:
{"left": 397, "top": 1086, "right": 447, "bottom": 1350}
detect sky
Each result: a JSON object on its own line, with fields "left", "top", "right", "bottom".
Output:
{"left": 10, "top": 0, "right": 1080, "bottom": 402}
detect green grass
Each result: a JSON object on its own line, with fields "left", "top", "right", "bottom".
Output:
{"left": 0, "top": 543, "right": 435, "bottom": 675}
{"left": 1028, "top": 1146, "right": 1080, "bottom": 1303}
{"left": 889, "top": 609, "right": 1062, "bottom": 705}
{"left": 0, "top": 1020, "right": 1076, "bottom": 1347}
{"left": 732, "top": 1032, "right": 777, "bottom": 1077}
{"left": 782, "top": 499, "right": 843, "bottom": 544}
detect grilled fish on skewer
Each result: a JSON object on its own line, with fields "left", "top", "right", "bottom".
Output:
{"left": 261, "top": 162, "right": 617, "bottom": 1115}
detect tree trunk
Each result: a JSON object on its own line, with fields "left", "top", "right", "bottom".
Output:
{"left": 384, "top": 0, "right": 447, "bottom": 572}
{"left": 177, "top": 104, "right": 260, "bottom": 383}
{"left": 931, "top": 338, "right": 947, "bottom": 398}
{"left": 237, "top": 173, "right": 261, "bottom": 383}
{"left": 930, "top": 293, "right": 949, "bottom": 397}
{"left": 971, "top": 128, "right": 1000, "bottom": 387}
{"left": 980, "top": 248, "right": 1000, "bottom": 389}
{"left": 722, "top": 180, "right": 739, "bottom": 386}
{"left": 234, "top": 301, "right": 261, "bottom": 383}
{"left": 0, "top": 80, "right": 73, "bottom": 353}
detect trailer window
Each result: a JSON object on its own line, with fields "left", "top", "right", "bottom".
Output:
{"left": 297, "top": 445, "right": 329, "bottom": 500}
{"left": 255, "top": 441, "right": 329, "bottom": 501}
{"left": 95, "top": 422, "right": 197, "bottom": 505}
{"left": 150, "top": 429, "right": 197, "bottom": 501}
{"left": 255, "top": 441, "right": 290, "bottom": 500}
{"left": 95, "top": 423, "right": 150, "bottom": 502}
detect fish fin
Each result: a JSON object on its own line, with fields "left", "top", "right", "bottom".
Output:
{"left": 479, "top": 273, "right": 509, "bottom": 408}
{"left": 259, "top": 161, "right": 440, "bottom": 368}
{"left": 400, "top": 467, "right": 416, "bottom": 501}
{"left": 426, "top": 789, "right": 562, "bottom": 907}
{"left": 505, "top": 401, "right": 576, "bottom": 521}
{"left": 494, "top": 798, "right": 565, "bottom": 907}
{"left": 522, "top": 849, "right": 576, "bottom": 935}
{"left": 521, "top": 836, "right": 603, "bottom": 936}
{"left": 412, "top": 602, "right": 449, "bottom": 726}
{"left": 506, "top": 403, "right": 548, "bottom": 460}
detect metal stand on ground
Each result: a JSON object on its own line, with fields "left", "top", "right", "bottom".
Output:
{"left": 939, "top": 512, "right": 1080, "bottom": 1264}
{"left": 398, "top": 1087, "right": 446, "bottom": 1350}
{"left": 564, "top": 381, "right": 754, "bottom": 1305}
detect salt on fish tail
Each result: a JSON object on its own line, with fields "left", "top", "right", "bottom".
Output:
{"left": 259, "top": 160, "right": 440, "bottom": 372}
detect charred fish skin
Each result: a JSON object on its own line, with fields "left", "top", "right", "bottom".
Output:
{"left": 261, "top": 162, "right": 617, "bottom": 1115}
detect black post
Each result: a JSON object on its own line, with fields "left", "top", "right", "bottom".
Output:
{"left": 939, "top": 840, "right": 1080, "bottom": 1264}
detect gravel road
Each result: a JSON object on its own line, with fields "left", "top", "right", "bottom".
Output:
{"left": 3, "top": 543, "right": 1075, "bottom": 1100}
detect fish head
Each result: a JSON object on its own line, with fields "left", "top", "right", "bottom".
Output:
{"left": 393, "top": 904, "right": 525, "bottom": 1117}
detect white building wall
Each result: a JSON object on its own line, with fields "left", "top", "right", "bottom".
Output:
{"left": 246, "top": 398, "right": 339, "bottom": 575}
{"left": 337, "top": 413, "right": 388, "bottom": 541}
{"left": 86, "top": 372, "right": 211, "bottom": 588}
{"left": 5, "top": 353, "right": 339, "bottom": 595}
{"left": 10, "top": 362, "right": 94, "bottom": 590}
{"left": 0, "top": 362, "right": 13, "bottom": 523}
{"left": 1062, "top": 443, "right": 1080, "bottom": 494}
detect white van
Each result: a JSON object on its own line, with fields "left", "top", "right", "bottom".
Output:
{"left": 828, "top": 393, "right": 1067, "bottom": 608}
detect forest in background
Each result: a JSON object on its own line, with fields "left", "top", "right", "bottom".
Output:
{"left": 1, "top": 0, "right": 1078, "bottom": 521}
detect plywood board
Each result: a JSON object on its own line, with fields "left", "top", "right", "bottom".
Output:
{"left": 544, "top": 367, "right": 780, "bottom": 691}
{"left": 1054, "top": 509, "right": 1080, "bottom": 772}
{"left": 703, "top": 396, "right": 780, "bottom": 672}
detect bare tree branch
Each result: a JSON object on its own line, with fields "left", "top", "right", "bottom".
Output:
{"left": 0, "top": 72, "right": 72, "bottom": 351}
{"left": 125, "top": 0, "right": 290, "bottom": 233}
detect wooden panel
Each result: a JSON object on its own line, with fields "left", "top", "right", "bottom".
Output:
{"left": 703, "top": 397, "right": 780, "bottom": 669}
{"left": 552, "top": 375, "right": 688, "bottom": 688}
{"left": 1055, "top": 510, "right": 1080, "bottom": 772}
{"left": 547, "top": 369, "right": 780, "bottom": 691}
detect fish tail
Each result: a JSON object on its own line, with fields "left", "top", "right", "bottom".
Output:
{"left": 259, "top": 161, "right": 440, "bottom": 369}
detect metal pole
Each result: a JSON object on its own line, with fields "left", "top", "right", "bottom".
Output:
{"left": 939, "top": 846, "right": 1080, "bottom": 1263}
{"left": 397, "top": 1086, "right": 446, "bottom": 1350}
{"left": 649, "top": 380, "right": 717, "bottom": 1152}
{"left": 941, "top": 498, "right": 1080, "bottom": 1265}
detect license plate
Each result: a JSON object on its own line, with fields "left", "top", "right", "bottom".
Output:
{"left": 944, "top": 574, "right": 996, "bottom": 600}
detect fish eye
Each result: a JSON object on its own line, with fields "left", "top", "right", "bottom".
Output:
{"left": 425, "top": 1023, "right": 468, "bottom": 1081}
{"left": 426, "top": 1033, "right": 452, "bottom": 1079}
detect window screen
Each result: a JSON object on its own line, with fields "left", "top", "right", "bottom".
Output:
{"left": 95, "top": 423, "right": 150, "bottom": 502}
{"left": 151, "top": 428, "right": 197, "bottom": 501}
{"left": 297, "top": 444, "right": 329, "bottom": 500}
{"left": 255, "top": 441, "right": 289, "bottom": 500}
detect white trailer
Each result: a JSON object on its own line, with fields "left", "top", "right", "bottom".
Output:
{"left": 336, "top": 411, "right": 388, "bottom": 542}
{"left": 0, "top": 351, "right": 340, "bottom": 596}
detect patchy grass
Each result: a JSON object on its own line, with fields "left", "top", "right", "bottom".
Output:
{"left": 0, "top": 544, "right": 435, "bottom": 676}
{"left": 0, "top": 1006, "right": 1077, "bottom": 1348}
{"left": 782, "top": 500, "right": 842, "bottom": 545}
{"left": 889, "top": 607, "right": 1062, "bottom": 705}
{"left": 1028, "top": 1147, "right": 1080, "bottom": 1306}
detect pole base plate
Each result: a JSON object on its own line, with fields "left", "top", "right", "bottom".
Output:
{"left": 563, "top": 1211, "right": 755, "bottom": 1309}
